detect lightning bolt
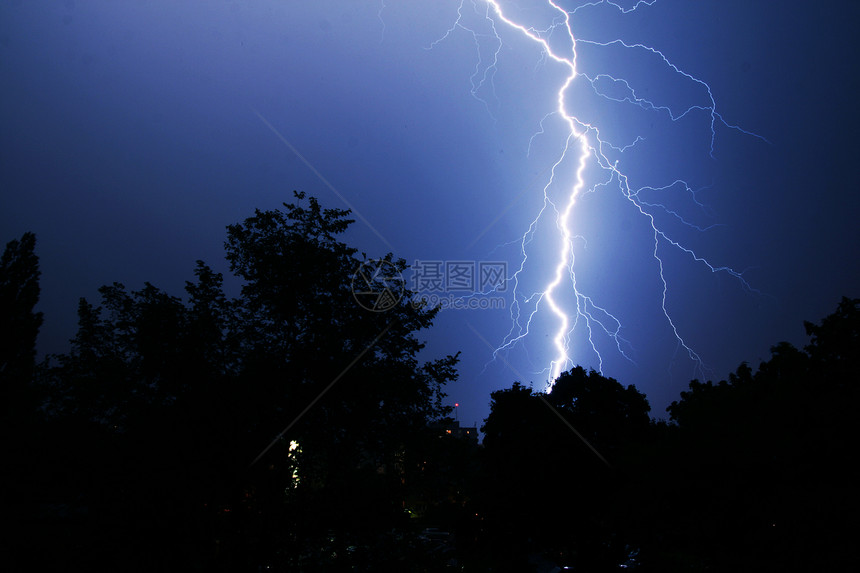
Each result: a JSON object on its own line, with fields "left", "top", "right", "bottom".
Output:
{"left": 429, "top": 0, "right": 767, "bottom": 389}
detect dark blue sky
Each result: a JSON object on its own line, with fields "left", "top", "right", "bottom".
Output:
{"left": 2, "top": 0, "right": 858, "bottom": 429}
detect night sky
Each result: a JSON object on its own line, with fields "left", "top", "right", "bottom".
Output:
{"left": 2, "top": 0, "right": 858, "bottom": 431}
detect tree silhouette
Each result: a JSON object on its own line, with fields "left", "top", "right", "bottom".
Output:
{"left": 29, "top": 192, "right": 459, "bottom": 571}
{"left": 10, "top": 205, "right": 858, "bottom": 572}
{"left": 652, "top": 297, "right": 860, "bottom": 572}
{"left": 0, "top": 232, "right": 43, "bottom": 423}
{"left": 547, "top": 365, "right": 651, "bottom": 463}
{"left": 1, "top": 233, "right": 48, "bottom": 572}
{"left": 474, "top": 370, "right": 651, "bottom": 571}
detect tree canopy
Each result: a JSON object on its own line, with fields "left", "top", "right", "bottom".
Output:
{"left": 8, "top": 193, "right": 459, "bottom": 571}
{"left": 0, "top": 232, "right": 43, "bottom": 422}
{"left": 2, "top": 207, "right": 857, "bottom": 571}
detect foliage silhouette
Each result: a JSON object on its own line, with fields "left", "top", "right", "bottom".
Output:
{"left": 15, "top": 193, "right": 459, "bottom": 571}
{"left": 0, "top": 232, "right": 43, "bottom": 423}
{"left": 3, "top": 212, "right": 857, "bottom": 572}
{"left": 649, "top": 297, "right": 860, "bottom": 572}
{"left": 473, "top": 370, "right": 651, "bottom": 571}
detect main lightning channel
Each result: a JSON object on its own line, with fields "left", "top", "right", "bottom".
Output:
{"left": 485, "top": 0, "right": 630, "bottom": 386}
{"left": 434, "top": 0, "right": 766, "bottom": 389}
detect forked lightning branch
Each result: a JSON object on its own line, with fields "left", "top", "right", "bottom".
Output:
{"left": 428, "top": 0, "right": 767, "bottom": 387}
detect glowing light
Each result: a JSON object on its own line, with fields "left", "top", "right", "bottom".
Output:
{"left": 288, "top": 440, "right": 301, "bottom": 488}
{"left": 432, "top": 1, "right": 766, "bottom": 389}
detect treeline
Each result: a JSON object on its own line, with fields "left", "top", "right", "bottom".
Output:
{"left": 2, "top": 194, "right": 459, "bottom": 571}
{"left": 1, "top": 193, "right": 857, "bottom": 571}
{"left": 467, "top": 296, "right": 858, "bottom": 571}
